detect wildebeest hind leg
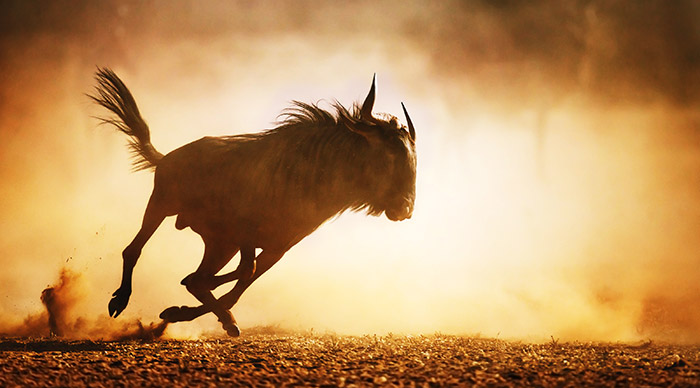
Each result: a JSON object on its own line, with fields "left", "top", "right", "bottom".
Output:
{"left": 109, "top": 192, "right": 167, "bottom": 318}
{"left": 160, "top": 240, "right": 241, "bottom": 336}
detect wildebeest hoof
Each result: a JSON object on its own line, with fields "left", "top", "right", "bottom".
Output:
{"left": 159, "top": 305, "right": 200, "bottom": 322}
{"left": 217, "top": 310, "right": 239, "bottom": 337}
{"left": 108, "top": 288, "right": 131, "bottom": 318}
{"left": 223, "top": 322, "right": 240, "bottom": 337}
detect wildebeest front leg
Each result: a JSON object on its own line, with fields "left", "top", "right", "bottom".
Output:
{"left": 159, "top": 249, "right": 284, "bottom": 334}
{"left": 218, "top": 249, "right": 284, "bottom": 310}
{"left": 160, "top": 244, "right": 255, "bottom": 337}
{"left": 207, "top": 266, "right": 245, "bottom": 290}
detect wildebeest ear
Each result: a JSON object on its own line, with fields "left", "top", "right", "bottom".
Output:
{"left": 360, "top": 74, "right": 376, "bottom": 121}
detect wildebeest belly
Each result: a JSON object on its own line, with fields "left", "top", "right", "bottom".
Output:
{"left": 174, "top": 205, "right": 325, "bottom": 251}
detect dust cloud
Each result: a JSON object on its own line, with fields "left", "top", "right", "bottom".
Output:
{"left": 0, "top": 268, "right": 168, "bottom": 340}
{"left": 0, "top": 1, "right": 698, "bottom": 342}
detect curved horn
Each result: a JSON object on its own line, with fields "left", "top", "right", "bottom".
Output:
{"left": 401, "top": 102, "right": 416, "bottom": 141}
{"left": 360, "top": 74, "right": 376, "bottom": 120}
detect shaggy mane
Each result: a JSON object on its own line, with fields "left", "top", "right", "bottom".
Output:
{"left": 272, "top": 100, "right": 366, "bottom": 133}
{"left": 221, "top": 99, "right": 386, "bottom": 218}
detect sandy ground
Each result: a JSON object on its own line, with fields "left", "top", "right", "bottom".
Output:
{"left": 1, "top": 334, "right": 699, "bottom": 387}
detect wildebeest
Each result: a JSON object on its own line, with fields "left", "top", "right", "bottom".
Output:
{"left": 90, "top": 68, "right": 417, "bottom": 336}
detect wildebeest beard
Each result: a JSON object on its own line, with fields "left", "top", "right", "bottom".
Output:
{"left": 90, "top": 68, "right": 416, "bottom": 336}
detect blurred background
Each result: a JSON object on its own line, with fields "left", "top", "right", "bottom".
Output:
{"left": 0, "top": 0, "right": 698, "bottom": 342}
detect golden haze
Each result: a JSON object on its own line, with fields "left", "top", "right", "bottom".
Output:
{"left": 0, "top": 1, "right": 698, "bottom": 342}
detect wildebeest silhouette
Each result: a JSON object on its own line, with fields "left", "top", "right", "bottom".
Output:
{"left": 90, "top": 68, "right": 417, "bottom": 336}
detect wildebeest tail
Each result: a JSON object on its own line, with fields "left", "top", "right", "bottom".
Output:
{"left": 89, "top": 67, "right": 163, "bottom": 171}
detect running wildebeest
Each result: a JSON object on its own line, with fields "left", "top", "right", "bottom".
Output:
{"left": 90, "top": 68, "right": 417, "bottom": 336}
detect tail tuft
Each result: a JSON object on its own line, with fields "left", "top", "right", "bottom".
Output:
{"left": 89, "top": 67, "right": 163, "bottom": 171}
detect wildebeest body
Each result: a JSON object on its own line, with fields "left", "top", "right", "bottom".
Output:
{"left": 160, "top": 126, "right": 386, "bottom": 251}
{"left": 91, "top": 68, "right": 417, "bottom": 336}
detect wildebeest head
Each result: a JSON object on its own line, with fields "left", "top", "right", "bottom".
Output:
{"left": 349, "top": 76, "right": 417, "bottom": 221}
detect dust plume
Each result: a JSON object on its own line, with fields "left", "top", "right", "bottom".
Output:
{"left": 0, "top": 268, "right": 168, "bottom": 340}
{"left": 40, "top": 268, "right": 81, "bottom": 336}
{"left": 0, "top": 1, "right": 698, "bottom": 343}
